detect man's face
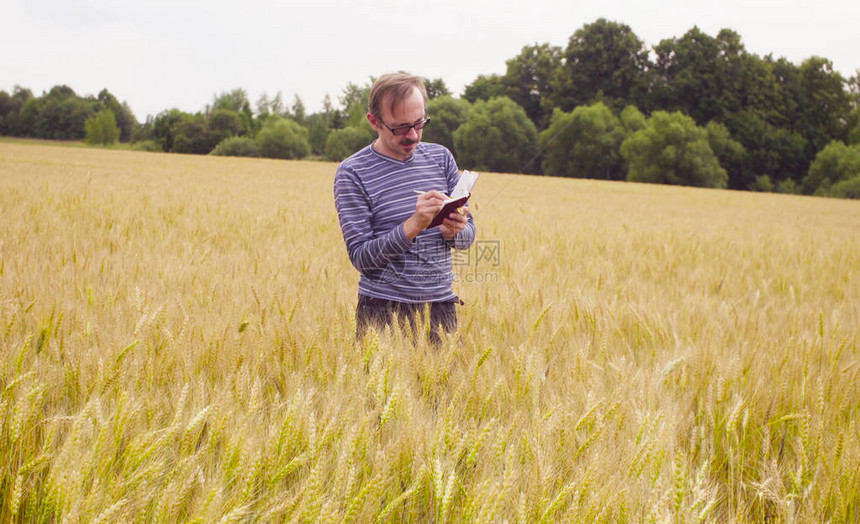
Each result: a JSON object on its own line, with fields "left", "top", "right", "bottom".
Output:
{"left": 369, "top": 87, "right": 426, "bottom": 161}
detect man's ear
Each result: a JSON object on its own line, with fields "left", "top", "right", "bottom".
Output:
{"left": 366, "top": 112, "right": 380, "bottom": 129}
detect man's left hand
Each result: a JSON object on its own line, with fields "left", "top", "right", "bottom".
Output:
{"left": 439, "top": 206, "right": 470, "bottom": 240}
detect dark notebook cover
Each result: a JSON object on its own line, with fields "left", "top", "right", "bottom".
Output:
{"left": 428, "top": 194, "right": 470, "bottom": 228}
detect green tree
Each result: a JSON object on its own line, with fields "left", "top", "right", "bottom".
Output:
{"left": 131, "top": 140, "right": 162, "bottom": 152}
{"left": 85, "top": 109, "right": 120, "bottom": 145}
{"left": 620, "top": 105, "right": 647, "bottom": 133}
{"left": 53, "top": 97, "right": 97, "bottom": 139}
{"left": 270, "top": 92, "right": 285, "bottom": 116}
{"left": 17, "top": 97, "right": 42, "bottom": 136}
{"left": 47, "top": 84, "right": 76, "bottom": 99}
{"left": 291, "top": 94, "right": 306, "bottom": 125}
{"left": 650, "top": 29, "right": 850, "bottom": 185}
{"left": 798, "top": 57, "right": 852, "bottom": 153}
{"left": 539, "top": 102, "right": 626, "bottom": 180}
{"left": 749, "top": 174, "right": 776, "bottom": 193}
{"left": 256, "top": 91, "right": 287, "bottom": 120}
{"left": 830, "top": 177, "right": 860, "bottom": 199}
{"left": 849, "top": 109, "right": 860, "bottom": 145}
{"left": 453, "top": 97, "right": 538, "bottom": 174}
{"left": 3, "top": 85, "right": 137, "bottom": 141}
{"left": 210, "top": 136, "right": 260, "bottom": 157}
{"left": 424, "top": 78, "right": 451, "bottom": 100}
{"left": 212, "top": 88, "right": 250, "bottom": 113}
{"left": 549, "top": 18, "right": 651, "bottom": 112}
{"left": 97, "top": 88, "right": 137, "bottom": 142}
{"left": 502, "top": 42, "right": 562, "bottom": 127}
{"left": 706, "top": 121, "right": 747, "bottom": 189}
{"left": 324, "top": 125, "right": 374, "bottom": 162}
{"left": 305, "top": 113, "right": 331, "bottom": 156}
{"left": 256, "top": 117, "right": 311, "bottom": 160}
{"left": 211, "top": 89, "right": 255, "bottom": 137}
{"left": 848, "top": 70, "right": 860, "bottom": 108}
{"left": 462, "top": 74, "right": 506, "bottom": 104}
{"left": 652, "top": 28, "right": 787, "bottom": 128}
{"left": 766, "top": 56, "right": 804, "bottom": 129}
{"left": 255, "top": 92, "right": 272, "bottom": 116}
{"left": 0, "top": 90, "right": 12, "bottom": 134}
{"left": 738, "top": 53, "right": 791, "bottom": 127}
{"left": 118, "top": 101, "right": 139, "bottom": 140}
{"left": 172, "top": 113, "right": 214, "bottom": 154}
{"left": 208, "top": 109, "right": 245, "bottom": 145}
{"left": 322, "top": 93, "right": 346, "bottom": 130}
{"left": 422, "top": 96, "right": 471, "bottom": 155}
{"left": 25, "top": 85, "right": 98, "bottom": 139}
{"left": 340, "top": 81, "right": 372, "bottom": 127}
{"left": 305, "top": 92, "right": 348, "bottom": 157}
{"left": 803, "top": 141, "right": 860, "bottom": 196}
{"left": 653, "top": 27, "right": 729, "bottom": 124}
{"left": 240, "top": 100, "right": 257, "bottom": 138}
{"left": 148, "top": 109, "right": 185, "bottom": 152}
{"left": 621, "top": 111, "right": 728, "bottom": 188}
{"left": 0, "top": 86, "right": 33, "bottom": 135}
{"left": 723, "top": 110, "right": 807, "bottom": 187}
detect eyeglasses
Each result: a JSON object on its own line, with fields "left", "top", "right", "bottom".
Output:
{"left": 377, "top": 116, "right": 431, "bottom": 136}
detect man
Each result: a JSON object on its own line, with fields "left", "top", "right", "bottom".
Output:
{"left": 334, "top": 72, "right": 476, "bottom": 344}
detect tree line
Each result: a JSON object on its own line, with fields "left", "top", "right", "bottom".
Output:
{"left": 2, "top": 19, "right": 859, "bottom": 198}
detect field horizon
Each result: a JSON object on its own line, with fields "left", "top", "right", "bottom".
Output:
{"left": 1, "top": 142, "right": 858, "bottom": 522}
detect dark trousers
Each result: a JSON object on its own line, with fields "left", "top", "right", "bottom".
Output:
{"left": 356, "top": 294, "right": 459, "bottom": 346}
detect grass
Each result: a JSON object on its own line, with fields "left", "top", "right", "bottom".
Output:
{"left": 1, "top": 141, "right": 858, "bottom": 521}
{"left": 0, "top": 136, "right": 135, "bottom": 151}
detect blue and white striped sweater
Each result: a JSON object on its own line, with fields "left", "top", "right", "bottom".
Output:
{"left": 334, "top": 142, "right": 476, "bottom": 303}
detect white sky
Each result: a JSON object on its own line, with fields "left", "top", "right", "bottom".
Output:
{"left": 2, "top": 0, "right": 858, "bottom": 121}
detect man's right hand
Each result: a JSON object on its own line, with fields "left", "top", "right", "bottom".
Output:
{"left": 403, "top": 190, "right": 447, "bottom": 240}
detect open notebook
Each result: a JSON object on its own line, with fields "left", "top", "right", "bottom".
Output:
{"left": 427, "top": 170, "right": 479, "bottom": 228}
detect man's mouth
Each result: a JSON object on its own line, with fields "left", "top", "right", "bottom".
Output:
{"left": 400, "top": 139, "right": 417, "bottom": 147}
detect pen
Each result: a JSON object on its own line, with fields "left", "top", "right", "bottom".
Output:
{"left": 413, "top": 189, "right": 449, "bottom": 197}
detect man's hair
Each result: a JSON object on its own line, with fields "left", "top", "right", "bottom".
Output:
{"left": 368, "top": 72, "right": 428, "bottom": 120}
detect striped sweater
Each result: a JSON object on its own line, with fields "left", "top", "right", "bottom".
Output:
{"left": 334, "top": 142, "right": 476, "bottom": 303}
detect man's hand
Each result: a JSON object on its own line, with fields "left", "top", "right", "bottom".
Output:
{"left": 439, "top": 206, "right": 469, "bottom": 240}
{"left": 403, "top": 190, "right": 447, "bottom": 240}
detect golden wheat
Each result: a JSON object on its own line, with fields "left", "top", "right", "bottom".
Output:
{"left": 1, "top": 141, "right": 858, "bottom": 521}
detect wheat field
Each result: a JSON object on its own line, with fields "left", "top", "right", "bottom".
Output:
{"left": 1, "top": 141, "right": 858, "bottom": 522}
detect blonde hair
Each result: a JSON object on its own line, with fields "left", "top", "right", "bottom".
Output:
{"left": 368, "top": 72, "right": 428, "bottom": 119}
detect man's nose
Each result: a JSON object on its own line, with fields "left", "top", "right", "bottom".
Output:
{"left": 406, "top": 126, "right": 419, "bottom": 139}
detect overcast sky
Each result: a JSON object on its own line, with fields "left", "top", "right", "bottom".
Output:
{"left": 3, "top": 0, "right": 858, "bottom": 120}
